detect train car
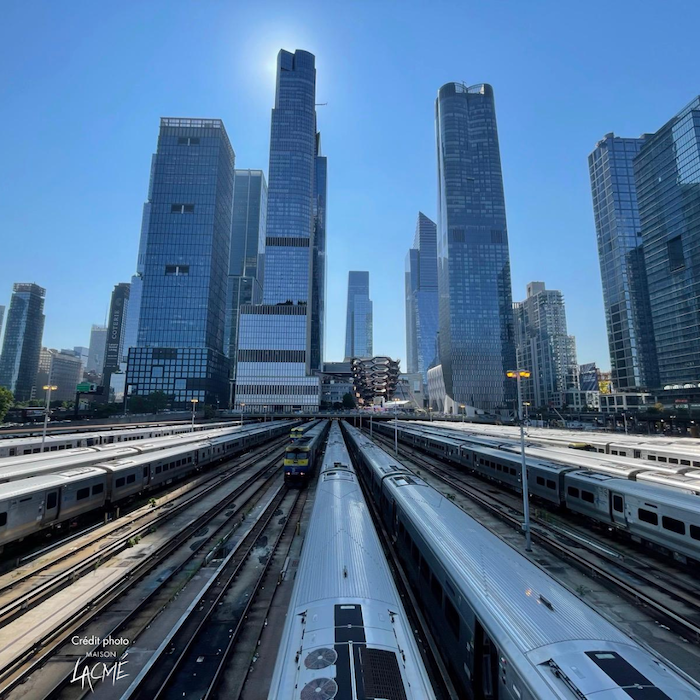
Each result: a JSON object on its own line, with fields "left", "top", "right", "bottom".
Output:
{"left": 343, "top": 422, "right": 700, "bottom": 700}
{"left": 289, "top": 419, "right": 319, "bottom": 441}
{"left": 268, "top": 422, "right": 436, "bottom": 700}
{"left": 283, "top": 421, "right": 330, "bottom": 486}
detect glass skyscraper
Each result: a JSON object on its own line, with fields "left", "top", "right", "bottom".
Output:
{"left": 235, "top": 49, "right": 324, "bottom": 411}
{"left": 635, "top": 97, "right": 700, "bottom": 386}
{"left": 225, "top": 169, "right": 267, "bottom": 389}
{"left": 589, "top": 134, "right": 658, "bottom": 390}
{"left": 344, "top": 271, "right": 373, "bottom": 359}
{"left": 405, "top": 212, "right": 438, "bottom": 386}
{"left": 126, "top": 118, "right": 235, "bottom": 407}
{"left": 0, "top": 283, "right": 46, "bottom": 401}
{"left": 435, "top": 82, "right": 516, "bottom": 413}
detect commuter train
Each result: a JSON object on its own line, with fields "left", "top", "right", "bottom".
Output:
{"left": 0, "top": 420, "right": 238, "bottom": 458}
{"left": 268, "top": 422, "right": 436, "bottom": 700}
{"left": 283, "top": 421, "right": 330, "bottom": 486}
{"left": 376, "top": 421, "right": 700, "bottom": 564}
{"left": 289, "top": 420, "right": 319, "bottom": 441}
{"left": 0, "top": 421, "right": 292, "bottom": 551}
{"left": 343, "top": 422, "right": 700, "bottom": 700}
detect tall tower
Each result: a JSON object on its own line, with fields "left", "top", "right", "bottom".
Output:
{"left": 589, "top": 134, "right": 658, "bottom": 389}
{"left": 235, "top": 49, "right": 324, "bottom": 411}
{"left": 0, "top": 283, "right": 46, "bottom": 401}
{"left": 103, "top": 282, "right": 130, "bottom": 401}
{"left": 126, "top": 118, "right": 235, "bottom": 407}
{"left": 635, "top": 97, "right": 700, "bottom": 386}
{"left": 344, "top": 271, "right": 373, "bottom": 359}
{"left": 435, "top": 82, "right": 516, "bottom": 413}
{"left": 405, "top": 212, "right": 438, "bottom": 385}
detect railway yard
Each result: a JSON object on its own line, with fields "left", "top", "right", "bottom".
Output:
{"left": 0, "top": 418, "right": 699, "bottom": 698}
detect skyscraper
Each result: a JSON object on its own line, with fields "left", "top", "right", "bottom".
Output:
{"left": 0, "top": 305, "right": 5, "bottom": 348}
{"left": 310, "top": 132, "right": 328, "bottom": 372}
{"left": 635, "top": 97, "right": 700, "bottom": 386}
{"left": 405, "top": 212, "right": 439, "bottom": 387}
{"left": 589, "top": 134, "right": 658, "bottom": 390}
{"left": 225, "top": 170, "right": 267, "bottom": 388}
{"left": 103, "top": 282, "right": 130, "bottom": 401}
{"left": 435, "top": 82, "right": 516, "bottom": 413}
{"left": 344, "top": 271, "right": 373, "bottom": 359}
{"left": 513, "top": 282, "right": 578, "bottom": 408}
{"left": 0, "top": 283, "right": 46, "bottom": 401}
{"left": 126, "top": 118, "right": 235, "bottom": 407}
{"left": 36, "top": 348, "right": 83, "bottom": 403}
{"left": 87, "top": 325, "right": 107, "bottom": 377}
{"left": 235, "top": 49, "right": 325, "bottom": 411}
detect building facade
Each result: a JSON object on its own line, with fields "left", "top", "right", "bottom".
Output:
{"left": 310, "top": 133, "right": 328, "bottom": 372}
{"left": 225, "top": 169, "right": 267, "bottom": 394}
{"left": 589, "top": 134, "right": 659, "bottom": 390}
{"left": 87, "top": 325, "right": 107, "bottom": 377}
{"left": 405, "top": 212, "right": 439, "bottom": 386}
{"left": 234, "top": 49, "right": 324, "bottom": 411}
{"left": 0, "top": 283, "right": 46, "bottom": 401}
{"left": 513, "top": 282, "right": 578, "bottom": 408}
{"left": 435, "top": 82, "right": 516, "bottom": 413}
{"left": 635, "top": 97, "right": 700, "bottom": 386}
{"left": 0, "top": 305, "right": 5, "bottom": 349}
{"left": 344, "top": 271, "right": 373, "bottom": 359}
{"left": 103, "top": 282, "right": 130, "bottom": 402}
{"left": 126, "top": 118, "right": 235, "bottom": 407}
{"left": 36, "top": 348, "right": 84, "bottom": 403}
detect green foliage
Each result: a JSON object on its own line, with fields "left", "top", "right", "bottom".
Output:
{"left": 0, "top": 387, "right": 14, "bottom": 422}
{"left": 342, "top": 392, "right": 356, "bottom": 409}
{"left": 203, "top": 403, "right": 216, "bottom": 419}
{"left": 128, "top": 391, "right": 170, "bottom": 414}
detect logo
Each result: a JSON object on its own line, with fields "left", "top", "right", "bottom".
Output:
{"left": 70, "top": 657, "right": 129, "bottom": 692}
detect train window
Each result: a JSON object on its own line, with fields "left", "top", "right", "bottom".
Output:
{"left": 47, "top": 493, "right": 57, "bottom": 509}
{"left": 116, "top": 477, "right": 126, "bottom": 487}
{"left": 634, "top": 450, "right": 641, "bottom": 459}
{"left": 669, "top": 458, "right": 678, "bottom": 465}
{"left": 694, "top": 462, "right": 700, "bottom": 468}
{"left": 9, "top": 449, "right": 14, "bottom": 456}
{"left": 92, "top": 484, "right": 104, "bottom": 495}
{"left": 156, "top": 466, "right": 162, "bottom": 474}
{"left": 613, "top": 495, "right": 623, "bottom": 513}
{"left": 496, "top": 465, "right": 502, "bottom": 471}
{"left": 143, "top": 467, "right": 149, "bottom": 478}
{"left": 681, "top": 460, "right": 690, "bottom": 466}
{"left": 0, "top": 513, "right": 6, "bottom": 526}
{"left": 638, "top": 509, "right": 658, "bottom": 525}
{"left": 581, "top": 491, "right": 595, "bottom": 503}
{"left": 658, "top": 456, "right": 667, "bottom": 463}
{"left": 690, "top": 525, "right": 700, "bottom": 541}
{"left": 430, "top": 574, "right": 443, "bottom": 605}
{"left": 411, "top": 541, "right": 419, "bottom": 563}
{"left": 546, "top": 480, "right": 556, "bottom": 490}
{"left": 536, "top": 476, "right": 545, "bottom": 486}
{"left": 662, "top": 516, "right": 685, "bottom": 535}
{"left": 444, "top": 597, "right": 460, "bottom": 638}
{"left": 619, "top": 451, "right": 626, "bottom": 457}
{"left": 126, "top": 475, "right": 136, "bottom": 484}
{"left": 420, "top": 559, "right": 430, "bottom": 582}
{"left": 611, "top": 450, "right": 618, "bottom": 455}
{"left": 77, "top": 488, "right": 90, "bottom": 500}
{"left": 567, "top": 487, "right": 580, "bottom": 498}
{"left": 510, "top": 468, "right": 517, "bottom": 476}
{"left": 648, "top": 456, "right": 657, "bottom": 461}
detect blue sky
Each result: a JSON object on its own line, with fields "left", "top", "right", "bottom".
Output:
{"left": 1, "top": 0, "right": 698, "bottom": 370}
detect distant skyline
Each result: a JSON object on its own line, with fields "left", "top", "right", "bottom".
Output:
{"left": 2, "top": 1, "right": 699, "bottom": 372}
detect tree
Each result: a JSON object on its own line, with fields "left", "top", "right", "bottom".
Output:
{"left": 203, "top": 403, "right": 216, "bottom": 419}
{"left": 148, "top": 391, "right": 169, "bottom": 413}
{"left": 342, "top": 392, "right": 356, "bottom": 409}
{"left": 0, "top": 387, "right": 13, "bottom": 422}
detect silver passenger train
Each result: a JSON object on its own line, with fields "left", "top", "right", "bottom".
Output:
{"left": 268, "top": 421, "right": 436, "bottom": 700}
{"left": 381, "top": 421, "right": 700, "bottom": 564}
{"left": 0, "top": 421, "right": 293, "bottom": 550}
{"left": 343, "top": 422, "right": 700, "bottom": 700}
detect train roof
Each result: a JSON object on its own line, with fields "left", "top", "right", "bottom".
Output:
{"left": 93, "top": 444, "right": 203, "bottom": 470}
{"left": 0, "top": 467, "right": 106, "bottom": 498}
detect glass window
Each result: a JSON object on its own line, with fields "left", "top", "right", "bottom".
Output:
{"left": 77, "top": 487, "right": 90, "bottom": 500}
{"left": 613, "top": 495, "right": 623, "bottom": 513}
{"left": 92, "top": 484, "right": 104, "bottom": 495}
{"left": 638, "top": 509, "right": 658, "bottom": 525}
{"left": 445, "top": 596, "right": 460, "bottom": 638}
{"left": 568, "top": 486, "right": 579, "bottom": 498}
{"left": 582, "top": 491, "right": 595, "bottom": 503}
{"left": 47, "top": 492, "right": 57, "bottom": 509}
{"left": 662, "top": 516, "right": 685, "bottom": 535}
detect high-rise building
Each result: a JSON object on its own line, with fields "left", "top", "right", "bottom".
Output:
{"left": 103, "top": 282, "right": 130, "bottom": 401}
{"left": 589, "top": 134, "right": 658, "bottom": 390}
{"left": 35, "top": 348, "right": 83, "bottom": 403}
{"left": 513, "top": 282, "right": 578, "bottom": 408}
{"left": 126, "top": 118, "right": 235, "bottom": 407}
{"left": 72, "top": 346, "right": 89, "bottom": 373}
{"left": 435, "top": 82, "right": 516, "bottom": 413}
{"left": 405, "top": 212, "right": 439, "bottom": 388}
{"left": 310, "top": 132, "right": 328, "bottom": 372}
{"left": 634, "top": 97, "right": 700, "bottom": 386}
{"left": 87, "top": 325, "right": 107, "bottom": 376}
{"left": 0, "top": 305, "right": 5, "bottom": 348}
{"left": 344, "top": 271, "right": 373, "bottom": 359}
{"left": 225, "top": 170, "right": 267, "bottom": 391}
{"left": 0, "top": 283, "right": 46, "bottom": 401}
{"left": 235, "top": 49, "right": 325, "bottom": 411}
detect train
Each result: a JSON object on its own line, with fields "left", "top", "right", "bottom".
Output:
{"left": 283, "top": 421, "right": 330, "bottom": 486}
{"left": 375, "top": 421, "right": 700, "bottom": 565}
{"left": 0, "top": 420, "right": 240, "bottom": 458}
{"left": 342, "top": 422, "right": 700, "bottom": 700}
{"left": 0, "top": 421, "right": 292, "bottom": 551}
{"left": 268, "top": 421, "right": 436, "bottom": 700}
{"left": 289, "top": 420, "right": 320, "bottom": 441}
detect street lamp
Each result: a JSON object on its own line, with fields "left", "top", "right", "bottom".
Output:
{"left": 506, "top": 369, "right": 532, "bottom": 552}
{"left": 240, "top": 402, "right": 245, "bottom": 427}
{"left": 460, "top": 404, "right": 466, "bottom": 422}
{"left": 190, "top": 398, "right": 199, "bottom": 431}
{"left": 41, "top": 384, "right": 58, "bottom": 452}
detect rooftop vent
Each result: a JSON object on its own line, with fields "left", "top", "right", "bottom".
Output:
{"left": 304, "top": 648, "right": 337, "bottom": 670}
{"left": 300, "top": 678, "right": 338, "bottom": 700}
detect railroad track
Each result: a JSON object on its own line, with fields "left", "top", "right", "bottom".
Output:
{"left": 368, "top": 431, "right": 700, "bottom": 643}
{"left": 0, "top": 447, "right": 288, "bottom": 698}
{"left": 0, "top": 438, "right": 287, "bottom": 629}
{"left": 124, "top": 486, "right": 305, "bottom": 700}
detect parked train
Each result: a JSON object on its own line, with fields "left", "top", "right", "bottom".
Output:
{"left": 268, "top": 421, "right": 436, "bottom": 700}
{"left": 343, "top": 422, "right": 700, "bottom": 700}
{"left": 376, "top": 421, "right": 700, "bottom": 564}
{"left": 0, "top": 421, "right": 292, "bottom": 551}
{"left": 289, "top": 420, "right": 319, "bottom": 441}
{"left": 283, "top": 421, "right": 330, "bottom": 486}
{"left": 0, "top": 420, "right": 239, "bottom": 458}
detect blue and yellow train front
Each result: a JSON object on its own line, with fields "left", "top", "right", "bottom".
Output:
{"left": 284, "top": 445, "right": 311, "bottom": 485}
